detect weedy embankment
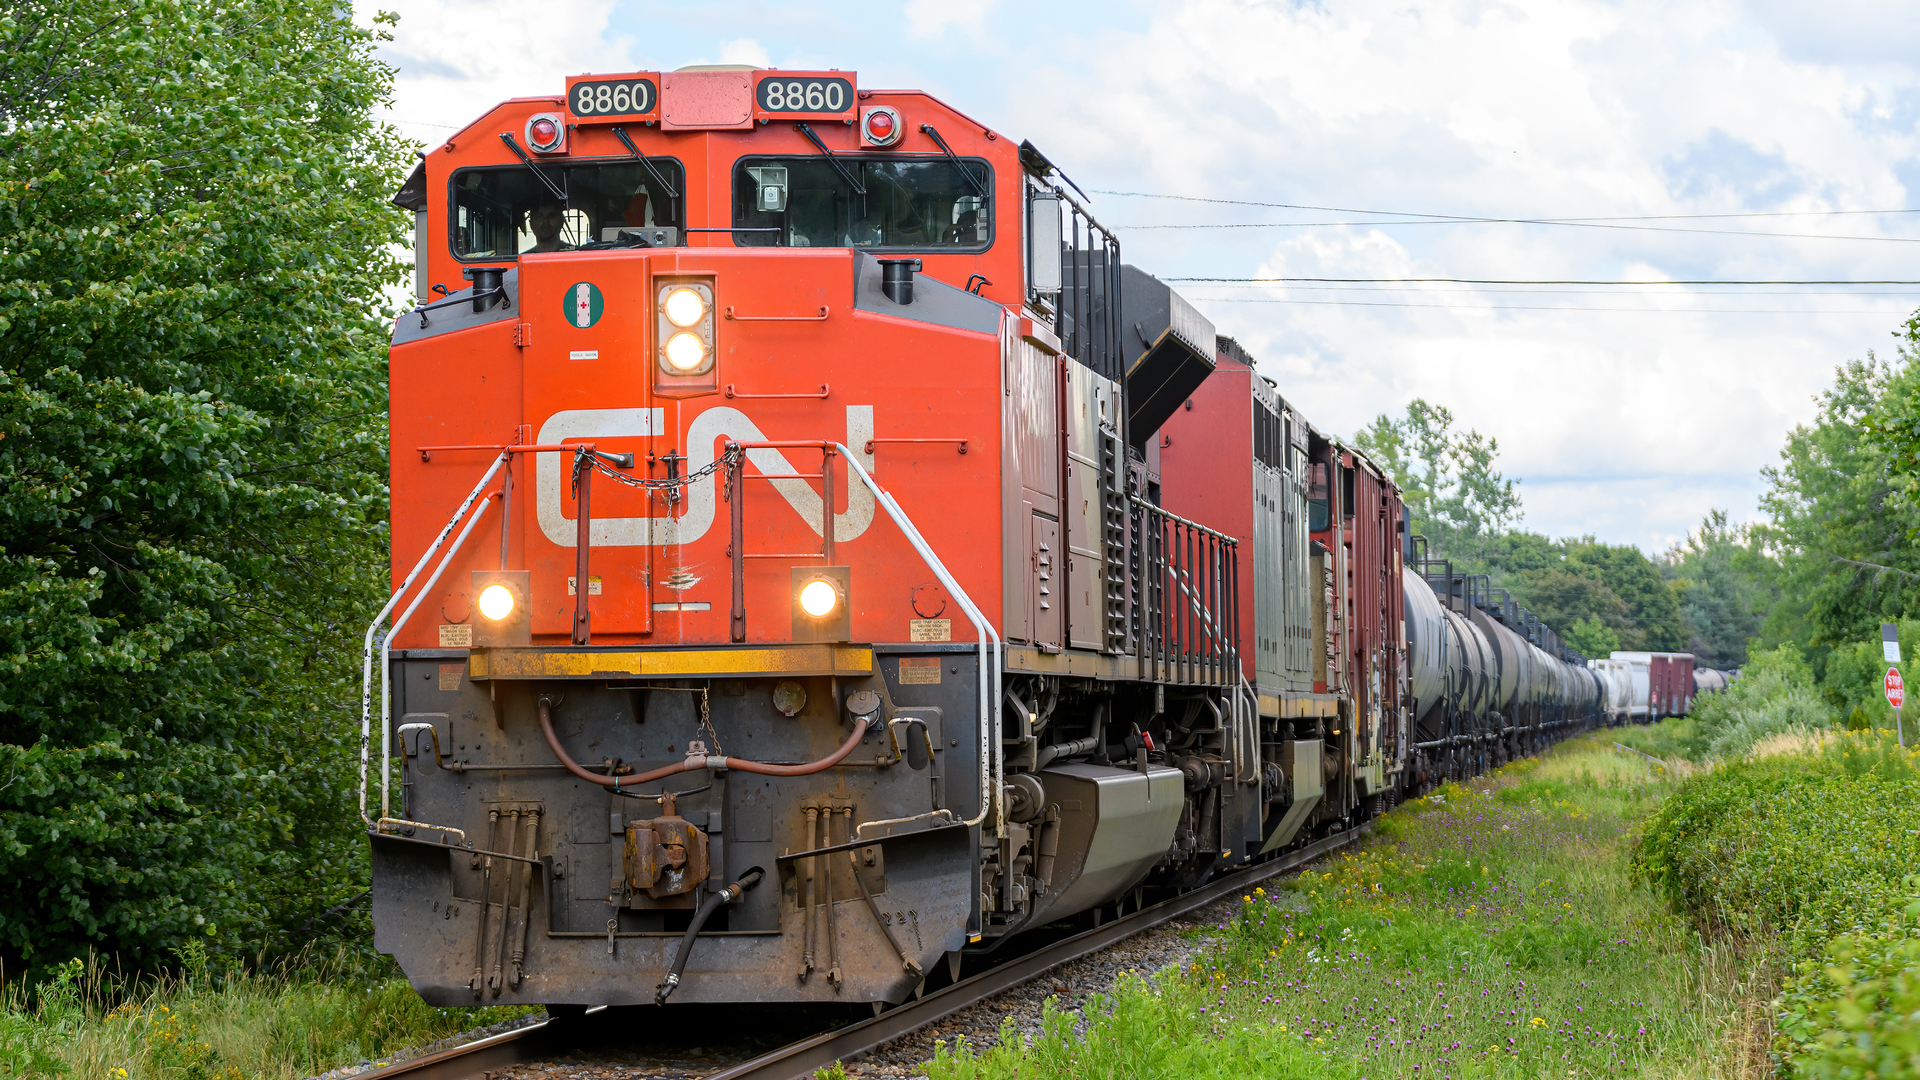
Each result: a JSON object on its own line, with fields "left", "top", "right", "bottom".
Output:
{"left": 927, "top": 735, "right": 1755, "bottom": 1080}
{"left": 0, "top": 949, "right": 533, "bottom": 1079}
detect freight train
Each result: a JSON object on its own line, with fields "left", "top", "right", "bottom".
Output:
{"left": 363, "top": 66, "right": 1615, "bottom": 1011}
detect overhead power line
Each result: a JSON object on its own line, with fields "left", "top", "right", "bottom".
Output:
{"left": 1090, "top": 188, "right": 1920, "bottom": 223}
{"left": 1091, "top": 190, "right": 1920, "bottom": 242}
{"left": 1186, "top": 297, "right": 1902, "bottom": 314}
{"left": 1199, "top": 284, "right": 1920, "bottom": 296}
{"left": 1118, "top": 220, "right": 1920, "bottom": 242}
{"left": 1165, "top": 276, "right": 1920, "bottom": 285}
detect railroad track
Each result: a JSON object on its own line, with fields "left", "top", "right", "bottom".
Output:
{"left": 367, "top": 824, "right": 1369, "bottom": 1080}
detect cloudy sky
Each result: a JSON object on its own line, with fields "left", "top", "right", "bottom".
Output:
{"left": 363, "top": 0, "right": 1920, "bottom": 555}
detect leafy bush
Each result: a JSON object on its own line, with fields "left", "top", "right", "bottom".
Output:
{"left": 1702, "top": 685, "right": 1832, "bottom": 760}
{"left": 0, "top": 0, "right": 406, "bottom": 977}
{"left": 1822, "top": 618, "right": 1920, "bottom": 736}
{"left": 1635, "top": 738, "right": 1920, "bottom": 945}
{"left": 1774, "top": 895, "right": 1920, "bottom": 1079}
{"left": 1634, "top": 734, "right": 1920, "bottom": 1076}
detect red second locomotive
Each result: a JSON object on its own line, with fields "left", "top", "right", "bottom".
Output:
{"left": 364, "top": 66, "right": 1604, "bottom": 1010}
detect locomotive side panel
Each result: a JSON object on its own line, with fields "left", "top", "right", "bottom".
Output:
{"left": 1156, "top": 357, "right": 1253, "bottom": 675}
{"left": 1001, "top": 325, "right": 1063, "bottom": 648}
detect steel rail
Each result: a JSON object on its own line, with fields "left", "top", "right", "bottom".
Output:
{"left": 362, "top": 825, "right": 1370, "bottom": 1080}
{"left": 363, "top": 1017, "right": 555, "bottom": 1079}
{"left": 711, "top": 823, "right": 1370, "bottom": 1080}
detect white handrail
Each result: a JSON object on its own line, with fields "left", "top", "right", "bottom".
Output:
{"left": 378, "top": 494, "right": 499, "bottom": 821}
{"left": 835, "top": 444, "right": 1004, "bottom": 838}
{"left": 358, "top": 454, "right": 507, "bottom": 825}
{"left": 1235, "top": 676, "right": 1260, "bottom": 785}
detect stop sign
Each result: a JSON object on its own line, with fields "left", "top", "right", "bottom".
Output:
{"left": 1888, "top": 667, "right": 1906, "bottom": 709}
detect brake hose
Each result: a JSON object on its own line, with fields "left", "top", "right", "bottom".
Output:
{"left": 538, "top": 698, "right": 870, "bottom": 784}
{"left": 655, "top": 868, "right": 764, "bottom": 1004}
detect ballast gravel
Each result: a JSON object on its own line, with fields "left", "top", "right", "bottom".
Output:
{"left": 839, "top": 895, "right": 1237, "bottom": 1078}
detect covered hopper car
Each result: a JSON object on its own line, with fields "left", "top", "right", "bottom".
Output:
{"left": 364, "top": 66, "right": 1614, "bottom": 1011}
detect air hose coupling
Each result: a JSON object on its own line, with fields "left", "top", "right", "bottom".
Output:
{"left": 654, "top": 868, "right": 766, "bottom": 1005}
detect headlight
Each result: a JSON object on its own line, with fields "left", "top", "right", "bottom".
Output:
{"left": 663, "top": 332, "right": 708, "bottom": 372}
{"left": 478, "top": 583, "right": 515, "bottom": 621}
{"left": 653, "top": 277, "right": 716, "bottom": 394}
{"left": 798, "top": 578, "right": 839, "bottom": 618}
{"left": 662, "top": 287, "right": 707, "bottom": 327}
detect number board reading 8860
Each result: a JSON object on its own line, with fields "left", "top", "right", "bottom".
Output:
{"left": 568, "top": 77, "right": 658, "bottom": 119}
{"left": 755, "top": 76, "right": 854, "bottom": 117}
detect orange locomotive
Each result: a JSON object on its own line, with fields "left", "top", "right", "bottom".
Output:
{"left": 364, "top": 66, "right": 1598, "bottom": 1011}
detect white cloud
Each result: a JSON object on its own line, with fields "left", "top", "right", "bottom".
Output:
{"left": 359, "top": 0, "right": 1920, "bottom": 551}
{"left": 995, "top": 0, "right": 1920, "bottom": 548}
{"left": 715, "top": 37, "right": 773, "bottom": 68}
{"left": 903, "top": 0, "right": 1002, "bottom": 42}
{"left": 360, "top": 0, "right": 642, "bottom": 139}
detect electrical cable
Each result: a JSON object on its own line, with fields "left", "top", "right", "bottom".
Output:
{"left": 1090, "top": 188, "right": 1920, "bottom": 223}
{"left": 1192, "top": 284, "right": 1920, "bottom": 295}
{"left": 1115, "top": 219, "right": 1920, "bottom": 242}
{"left": 1166, "top": 276, "right": 1920, "bottom": 285}
{"left": 1186, "top": 297, "right": 1906, "bottom": 314}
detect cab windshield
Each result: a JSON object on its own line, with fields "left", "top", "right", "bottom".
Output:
{"left": 452, "top": 160, "right": 686, "bottom": 260}
{"left": 731, "top": 156, "right": 990, "bottom": 249}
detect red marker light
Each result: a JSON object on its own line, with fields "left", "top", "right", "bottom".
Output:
{"left": 531, "top": 118, "right": 559, "bottom": 144}
{"left": 860, "top": 106, "right": 901, "bottom": 147}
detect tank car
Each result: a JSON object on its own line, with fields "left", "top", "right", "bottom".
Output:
{"left": 362, "top": 66, "right": 1606, "bottom": 1012}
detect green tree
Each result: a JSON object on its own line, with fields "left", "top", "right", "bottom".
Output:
{"left": 1479, "top": 530, "right": 1564, "bottom": 575}
{"left": 1563, "top": 539, "right": 1689, "bottom": 652}
{"left": 1763, "top": 345, "right": 1920, "bottom": 649}
{"left": 1505, "top": 568, "right": 1633, "bottom": 650}
{"left": 1561, "top": 616, "right": 1620, "bottom": 658}
{"left": 1353, "top": 398, "right": 1521, "bottom": 562}
{"left": 1660, "top": 510, "right": 1780, "bottom": 668}
{"left": 0, "top": 0, "right": 406, "bottom": 977}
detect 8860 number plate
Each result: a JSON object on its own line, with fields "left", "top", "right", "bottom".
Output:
{"left": 754, "top": 75, "right": 855, "bottom": 118}
{"left": 567, "top": 76, "right": 659, "bottom": 120}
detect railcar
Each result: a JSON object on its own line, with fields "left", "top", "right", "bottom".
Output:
{"left": 363, "top": 66, "right": 1607, "bottom": 1012}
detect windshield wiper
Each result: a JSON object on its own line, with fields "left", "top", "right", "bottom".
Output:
{"left": 611, "top": 126, "right": 680, "bottom": 218}
{"left": 795, "top": 123, "right": 866, "bottom": 196}
{"left": 917, "top": 124, "right": 987, "bottom": 198}
{"left": 497, "top": 132, "right": 568, "bottom": 205}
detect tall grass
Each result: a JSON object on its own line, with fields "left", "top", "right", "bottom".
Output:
{"left": 927, "top": 736, "right": 1753, "bottom": 1079}
{"left": 0, "top": 948, "right": 534, "bottom": 1079}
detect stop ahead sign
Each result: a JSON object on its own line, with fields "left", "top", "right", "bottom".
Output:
{"left": 1888, "top": 667, "right": 1906, "bottom": 709}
